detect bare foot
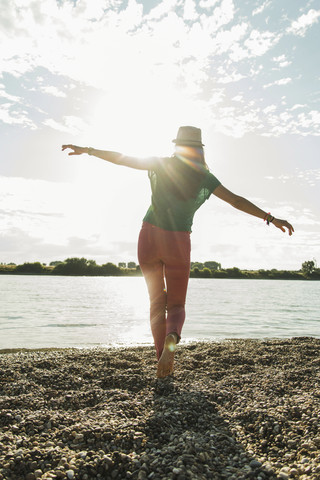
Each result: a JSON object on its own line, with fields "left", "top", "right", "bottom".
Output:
{"left": 157, "top": 333, "right": 177, "bottom": 378}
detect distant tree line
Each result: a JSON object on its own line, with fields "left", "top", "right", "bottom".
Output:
{"left": 0, "top": 258, "right": 319, "bottom": 279}
{"left": 0, "top": 258, "right": 141, "bottom": 277}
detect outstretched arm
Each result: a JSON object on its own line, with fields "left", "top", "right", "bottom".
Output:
{"left": 61, "top": 144, "right": 157, "bottom": 170}
{"left": 213, "top": 185, "right": 294, "bottom": 236}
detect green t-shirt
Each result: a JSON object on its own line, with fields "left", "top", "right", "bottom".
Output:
{"left": 143, "top": 156, "right": 221, "bottom": 232}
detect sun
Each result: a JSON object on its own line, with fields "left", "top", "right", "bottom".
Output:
{"left": 85, "top": 77, "right": 208, "bottom": 159}
{"left": 86, "top": 95, "right": 173, "bottom": 157}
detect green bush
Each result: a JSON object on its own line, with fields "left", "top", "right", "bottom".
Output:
{"left": 15, "top": 262, "right": 44, "bottom": 273}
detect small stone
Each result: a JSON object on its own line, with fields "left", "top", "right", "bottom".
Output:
{"left": 138, "top": 471, "right": 147, "bottom": 480}
{"left": 173, "top": 468, "right": 183, "bottom": 474}
{"left": 313, "top": 437, "right": 320, "bottom": 446}
{"left": 263, "top": 462, "right": 274, "bottom": 473}
{"left": 34, "top": 471, "right": 43, "bottom": 479}
{"left": 66, "top": 470, "right": 75, "bottom": 479}
{"left": 54, "top": 471, "right": 65, "bottom": 479}
{"left": 280, "top": 467, "right": 290, "bottom": 473}
{"left": 250, "top": 460, "right": 262, "bottom": 468}
{"left": 103, "top": 455, "right": 113, "bottom": 466}
{"left": 278, "top": 473, "right": 289, "bottom": 480}
{"left": 287, "top": 440, "right": 296, "bottom": 448}
{"left": 26, "top": 474, "right": 36, "bottom": 480}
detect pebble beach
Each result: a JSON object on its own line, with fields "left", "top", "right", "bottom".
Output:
{"left": 0, "top": 338, "right": 320, "bottom": 480}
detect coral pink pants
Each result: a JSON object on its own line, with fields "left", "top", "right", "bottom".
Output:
{"left": 138, "top": 222, "right": 191, "bottom": 359}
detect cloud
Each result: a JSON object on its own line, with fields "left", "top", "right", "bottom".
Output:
{"left": 43, "top": 115, "right": 89, "bottom": 135}
{"left": 272, "top": 54, "right": 291, "bottom": 68}
{"left": 0, "top": 102, "right": 37, "bottom": 129}
{"left": 200, "top": 0, "right": 235, "bottom": 33}
{"left": 40, "top": 86, "right": 66, "bottom": 97}
{"left": 263, "top": 104, "right": 277, "bottom": 114}
{"left": 192, "top": 197, "right": 306, "bottom": 270}
{"left": 266, "top": 169, "right": 320, "bottom": 188}
{"left": 0, "top": 0, "right": 319, "bottom": 143}
{"left": 0, "top": 227, "right": 45, "bottom": 260}
{"left": 0, "top": 78, "right": 38, "bottom": 128}
{"left": 0, "top": 84, "right": 20, "bottom": 102}
{"left": 273, "top": 55, "right": 285, "bottom": 62}
{"left": 295, "top": 111, "right": 320, "bottom": 134}
{"left": 145, "top": 0, "right": 179, "bottom": 19}
{"left": 287, "top": 8, "right": 320, "bottom": 36}
{"left": 244, "top": 29, "right": 280, "bottom": 57}
{"left": 1, "top": 1, "right": 320, "bottom": 272}
{"left": 0, "top": 172, "right": 149, "bottom": 263}
{"left": 290, "top": 104, "right": 305, "bottom": 111}
{"left": 183, "top": 0, "right": 198, "bottom": 20}
{"left": 263, "top": 78, "right": 292, "bottom": 88}
{"left": 217, "top": 69, "right": 245, "bottom": 84}
{"left": 261, "top": 107, "right": 320, "bottom": 137}
{"left": 211, "top": 106, "right": 262, "bottom": 138}
{"left": 228, "top": 27, "right": 280, "bottom": 61}
{"left": 0, "top": 228, "right": 107, "bottom": 264}
{"left": 252, "top": 1, "right": 271, "bottom": 16}
{"left": 213, "top": 22, "right": 248, "bottom": 56}
{"left": 199, "top": 0, "right": 220, "bottom": 9}
{"left": 208, "top": 89, "right": 225, "bottom": 105}
{"left": 0, "top": 175, "right": 71, "bottom": 237}
{"left": 232, "top": 94, "right": 243, "bottom": 102}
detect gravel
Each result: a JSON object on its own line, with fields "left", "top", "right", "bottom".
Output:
{"left": 0, "top": 337, "right": 320, "bottom": 479}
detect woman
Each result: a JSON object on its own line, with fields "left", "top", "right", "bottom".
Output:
{"left": 62, "top": 126, "right": 294, "bottom": 378}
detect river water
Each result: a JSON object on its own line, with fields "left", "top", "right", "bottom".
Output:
{"left": 0, "top": 276, "right": 319, "bottom": 350}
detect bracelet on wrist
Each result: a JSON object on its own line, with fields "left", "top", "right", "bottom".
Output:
{"left": 87, "top": 147, "right": 94, "bottom": 155}
{"left": 264, "top": 213, "right": 275, "bottom": 225}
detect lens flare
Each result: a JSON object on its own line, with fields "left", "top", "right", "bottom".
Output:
{"left": 175, "top": 146, "right": 207, "bottom": 172}
{"left": 167, "top": 341, "right": 176, "bottom": 352}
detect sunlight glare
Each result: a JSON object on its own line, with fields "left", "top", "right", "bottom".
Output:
{"left": 86, "top": 75, "right": 212, "bottom": 159}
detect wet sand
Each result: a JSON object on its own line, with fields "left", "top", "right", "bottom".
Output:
{"left": 0, "top": 338, "right": 320, "bottom": 479}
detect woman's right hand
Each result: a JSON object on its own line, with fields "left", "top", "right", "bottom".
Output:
{"left": 61, "top": 144, "right": 88, "bottom": 155}
{"left": 272, "top": 218, "right": 294, "bottom": 236}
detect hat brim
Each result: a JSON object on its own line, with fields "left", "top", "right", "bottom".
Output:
{"left": 172, "top": 139, "right": 204, "bottom": 147}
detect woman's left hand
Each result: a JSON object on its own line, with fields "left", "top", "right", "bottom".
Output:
{"left": 272, "top": 218, "right": 294, "bottom": 236}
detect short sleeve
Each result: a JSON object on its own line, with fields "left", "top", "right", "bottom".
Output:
{"left": 205, "top": 172, "right": 221, "bottom": 193}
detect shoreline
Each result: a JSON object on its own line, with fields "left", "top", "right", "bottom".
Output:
{"left": 1, "top": 338, "right": 320, "bottom": 479}
{"left": 2, "top": 334, "right": 320, "bottom": 355}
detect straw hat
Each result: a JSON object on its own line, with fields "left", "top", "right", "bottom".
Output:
{"left": 172, "top": 126, "right": 204, "bottom": 147}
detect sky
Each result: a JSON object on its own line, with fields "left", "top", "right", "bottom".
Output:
{"left": 1, "top": 0, "right": 319, "bottom": 270}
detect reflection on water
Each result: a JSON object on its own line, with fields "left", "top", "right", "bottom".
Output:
{"left": 0, "top": 276, "right": 319, "bottom": 349}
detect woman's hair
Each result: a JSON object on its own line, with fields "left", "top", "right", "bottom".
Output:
{"left": 156, "top": 146, "right": 209, "bottom": 200}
